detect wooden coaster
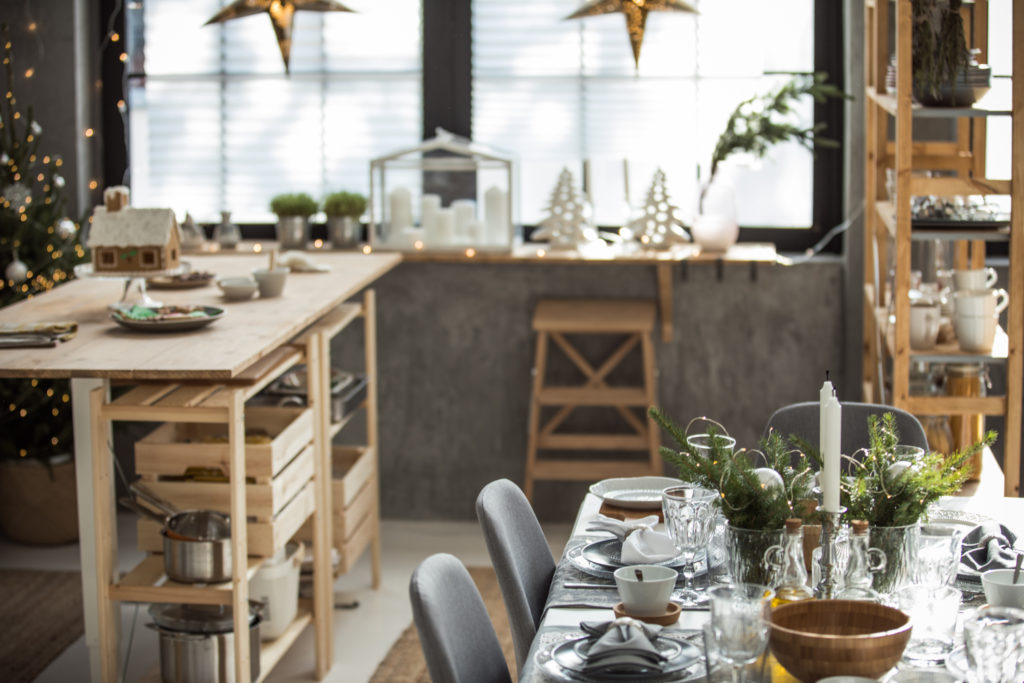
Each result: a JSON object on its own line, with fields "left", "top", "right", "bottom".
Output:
{"left": 599, "top": 501, "right": 664, "bottom": 522}
{"left": 613, "top": 601, "right": 681, "bottom": 626}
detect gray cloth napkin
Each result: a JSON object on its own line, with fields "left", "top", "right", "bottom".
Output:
{"left": 960, "top": 522, "right": 1020, "bottom": 578}
{"left": 578, "top": 617, "right": 666, "bottom": 673}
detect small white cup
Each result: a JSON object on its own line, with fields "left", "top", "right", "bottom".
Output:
{"left": 981, "top": 569, "right": 1024, "bottom": 609}
{"left": 954, "top": 313, "right": 999, "bottom": 352}
{"left": 613, "top": 565, "right": 677, "bottom": 617}
{"left": 953, "top": 288, "right": 1009, "bottom": 317}
{"left": 252, "top": 267, "right": 289, "bottom": 298}
{"left": 910, "top": 301, "right": 941, "bottom": 350}
{"left": 953, "top": 267, "right": 998, "bottom": 291}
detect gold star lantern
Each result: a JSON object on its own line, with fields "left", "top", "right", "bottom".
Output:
{"left": 565, "top": 0, "right": 698, "bottom": 68}
{"left": 205, "top": 0, "right": 355, "bottom": 73}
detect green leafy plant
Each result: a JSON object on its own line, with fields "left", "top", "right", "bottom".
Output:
{"left": 702, "top": 72, "right": 849, "bottom": 212}
{"left": 911, "top": 0, "right": 971, "bottom": 99}
{"left": 269, "top": 192, "right": 318, "bottom": 218}
{"left": 649, "top": 408, "right": 816, "bottom": 530}
{"left": 843, "top": 412, "right": 995, "bottom": 527}
{"left": 322, "top": 191, "right": 367, "bottom": 218}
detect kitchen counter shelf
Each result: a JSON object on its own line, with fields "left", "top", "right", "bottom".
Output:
{"left": 110, "top": 555, "right": 265, "bottom": 605}
{"left": 875, "top": 201, "right": 1011, "bottom": 243}
{"left": 867, "top": 80, "right": 1014, "bottom": 118}
{"left": 867, "top": 300, "right": 1010, "bottom": 364}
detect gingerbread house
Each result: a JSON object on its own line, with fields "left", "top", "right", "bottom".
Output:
{"left": 87, "top": 187, "right": 182, "bottom": 273}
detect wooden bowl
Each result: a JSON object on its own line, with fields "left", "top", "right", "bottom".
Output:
{"left": 769, "top": 600, "right": 911, "bottom": 682}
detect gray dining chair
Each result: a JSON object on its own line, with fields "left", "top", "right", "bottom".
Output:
{"left": 409, "top": 553, "right": 512, "bottom": 683}
{"left": 763, "top": 401, "right": 929, "bottom": 468}
{"left": 475, "top": 478, "right": 555, "bottom": 673}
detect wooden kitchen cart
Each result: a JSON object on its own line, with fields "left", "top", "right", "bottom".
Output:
{"left": 0, "top": 251, "right": 400, "bottom": 682}
{"left": 861, "top": 0, "right": 1023, "bottom": 494}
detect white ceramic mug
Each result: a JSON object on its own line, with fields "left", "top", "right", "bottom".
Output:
{"left": 953, "top": 267, "right": 998, "bottom": 291}
{"left": 953, "top": 312, "right": 1000, "bottom": 352}
{"left": 910, "top": 301, "right": 941, "bottom": 350}
{"left": 252, "top": 267, "right": 289, "bottom": 298}
{"left": 613, "top": 565, "right": 677, "bottom": 616}
{"left": 953, "top": 288, "right": 1009, "bottom": 317}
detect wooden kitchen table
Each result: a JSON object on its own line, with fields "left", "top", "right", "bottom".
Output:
{"left": 0, "top": 250, "right": 400, "bottom": 683}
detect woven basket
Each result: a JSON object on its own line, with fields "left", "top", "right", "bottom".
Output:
{"left": 769, "top": 599, "right": 911, "bottom": 682}
{"left": 0, "top": 456, "right": 79, "bottom": 544}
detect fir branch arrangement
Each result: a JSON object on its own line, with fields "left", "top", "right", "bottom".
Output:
{"left": 911, "top": 0, "right": 970, "bottom": 99}
{"left": 649, "top": 408, "right": 816, "bottom": 530}
{"left": 269, "top": 192, "right": 319, "bottom": 218}
{"left": 702, "top": 72, "right": 849, "bottom": 212}
{"left": 323, "top": 191, "right": 367, "bottom": 218}
{"left": 843, "top": 412, "right": 995, "bottom": 527}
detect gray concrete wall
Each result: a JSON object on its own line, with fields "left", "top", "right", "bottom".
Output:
{"left": 333, "top": 259, "right": 848, "bottom": 521}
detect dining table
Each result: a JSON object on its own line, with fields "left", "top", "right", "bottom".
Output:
{"left": 520, "top": 467, "right": 1024, "bottom": 682}
{"left": 0, "top": 249, "right": 401, "bottom": 683}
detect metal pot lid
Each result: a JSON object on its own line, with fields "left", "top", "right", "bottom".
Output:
{"left": 165, "top": 510, "right": 231, "bottom": 541}
{"left": 148, "top": 603, "right": 257, "bottom": 634}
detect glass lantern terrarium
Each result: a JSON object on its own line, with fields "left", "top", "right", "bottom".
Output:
{"left": 368, "top": 128, "right": 516, "bottom": 252}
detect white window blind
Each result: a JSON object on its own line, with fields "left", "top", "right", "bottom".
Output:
{"left": 471, "top": 0, "right": 815, "bottom": 228}
{"left": 128, "top": 0, "right": 422, "bottom": 224}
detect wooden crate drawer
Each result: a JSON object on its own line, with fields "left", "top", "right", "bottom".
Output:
{"left": 331, "top": 446, "right": 375, "bottom": 507}
{"left": 136, "top": 480, "right": 315, "bottom": 557}
{"left": 337, "top": 507, "right": 377, "bottom": 575}
{"left": 135, "top": 406, "right": 313, "bottom": 480}
{"left": 296, "top": 472, "right": 376, "bottom": 545}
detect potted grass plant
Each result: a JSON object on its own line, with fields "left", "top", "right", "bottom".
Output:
{"left": 270, "top": 192, "right": 319, "bottom": 250}
{"left": 322, "top": 191, "right": 366, "bottom": 249}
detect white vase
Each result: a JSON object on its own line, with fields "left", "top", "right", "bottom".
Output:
{"left": 693, "top": 172, "right": 739, "bottom": 252}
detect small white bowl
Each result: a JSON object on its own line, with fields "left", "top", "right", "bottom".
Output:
{"left": 982, "top": 568, "right": 1024, "bottom": 609}
{"left": 217, "top": 276, "right": 258, "bottom": 301}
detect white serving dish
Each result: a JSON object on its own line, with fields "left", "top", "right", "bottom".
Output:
{"left": 588, "top": 476, "right": 683, "bottom": 510}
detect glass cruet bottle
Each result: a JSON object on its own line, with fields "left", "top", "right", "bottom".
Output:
{"left": 214, "top": 210, "right": 241, "bottom": 249}
{"left": 836, "top": 519, "right": 886, "bottom": 602}
{"left": 764, "top": 518, "right": 815, "bottom": 606}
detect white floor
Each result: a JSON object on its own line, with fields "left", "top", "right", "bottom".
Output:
{"left": 0, "top": 512, "right": 572, "bottom": 683}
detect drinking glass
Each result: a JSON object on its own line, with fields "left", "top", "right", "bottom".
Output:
{"left": 708, "top": 583, "right": 774, "bottom": 683}
{"left": 915, "top": 524, "right": 963, "bottom": 588}
{"left": 662, "top": 486, "right": 718, "bottom": 605}
{"left": 964, "top": 606, "right": 1024, "bottom": 683}
{"left": 896, "top": 584, "right": 961, "bottom": 664}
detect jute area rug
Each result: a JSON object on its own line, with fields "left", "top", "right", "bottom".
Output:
{"left": 369, "top": 566, "right": 516, "bottom": 682}
{"left": 0, "top": 569, "right": 84, "bottom": 683}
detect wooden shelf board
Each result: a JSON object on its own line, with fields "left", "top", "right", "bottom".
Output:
{"left": 901, "top": 395, "right": 1008, "bottom": 416}
{"left": 327, "top": 402, "right": 365, "bottom": 439}
{"left": 292, "top": 303, "right": 362, "bottom": 345}
{"left": 110, "top": 555, "right": 264, "bottom": 605}
{"left": 136, "top": 606, "right": 314, "bottom": 683}
{"left": 867, "top": 80, "right": 1013, "bottom": 118}
{"left": 227, "top": 346, "right": 306, "bottom": 401}
{"left": 872, "top": 306, "right": 1009, "bottom": 363}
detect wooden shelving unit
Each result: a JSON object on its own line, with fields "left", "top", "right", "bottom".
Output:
{"left": 862, "top": 0, "right": 1024, "bottom": 495}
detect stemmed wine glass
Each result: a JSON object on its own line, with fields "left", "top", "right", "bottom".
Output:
{"left": 662, "top": 485, "right": 718, "bottom": 605}
{"left": 708, "top": 583, "right": 774, "bottom": 683}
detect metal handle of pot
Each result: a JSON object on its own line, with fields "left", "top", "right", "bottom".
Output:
{"left": 129, "top": 480, "right": 180, "bottom": 518}
{"left": 145, "top": 622, "right": 209, "bottom": 641}
{"left": 119, "top": 496, "right": 170, "bottom": 525}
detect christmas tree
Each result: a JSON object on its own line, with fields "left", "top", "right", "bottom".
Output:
{"left": 532, "top": 168, "right": 601, "bottom": 249}
{"left": 0, "top": 25, "right": 87, "bottom": 461}
{"left": 629, "top": 168, "right": 690, "bottom": 247}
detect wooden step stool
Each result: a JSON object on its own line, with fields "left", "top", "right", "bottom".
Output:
{"left": 524, "top": 299, "right": 662, "bottom": 501}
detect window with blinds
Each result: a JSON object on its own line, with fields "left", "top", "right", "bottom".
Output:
{"left": 471, "top": 0, "right": 815, "bottom": 228}
{"left": 127, "top": 0, "right": 422, "bottom": 224}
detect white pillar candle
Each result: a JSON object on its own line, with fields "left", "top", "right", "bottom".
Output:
{"left": 421, "top": 194, "right": 441, "bottom": 235}
{"left": 432, "top": 207, "right": 455, "bottom": 246}
{"left": 390, "top": 187, "right": 413, "bottom": 232}
{"left": 466, "top": 221, "right": 482, "bottom": 242}
{"left": 484, "top": 186, "right": 509, "bottom": 246}
{"left": 451, "top": 199, "right": 477, "bottom": 240}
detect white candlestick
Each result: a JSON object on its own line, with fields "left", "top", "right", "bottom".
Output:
{"left": 484, "top": 186, "right": 509, "bottom": 246}
{"left": 390, "top": 187, "right": 413, "bottom": 232}
{"left": 452, "top": 199, "right": 477, "bottom": 240}
{"left": 821, "top": 384, "right": 842, "bottom": 513}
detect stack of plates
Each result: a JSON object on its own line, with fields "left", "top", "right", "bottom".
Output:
{"left": 885, "top": 59, "right": 992, "bottom": 106}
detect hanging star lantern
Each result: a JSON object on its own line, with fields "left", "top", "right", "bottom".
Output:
{"left": 205, "top": 0, "right": 355, "bottom": 73}
{"left": 565, "top": 0, "right": 698, "bottom": 68}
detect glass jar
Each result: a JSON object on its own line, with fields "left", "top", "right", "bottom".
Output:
{"left": 764, "top": 518, "right": 815, "bottom": 607}
{"left": 836, "top": 520, "right": 885, "bottom": 602}
{"left": 214, "top": 211, "right": 241, "bottom": 249}
{"left": 946, "top": 363, "right": 988, "bottom": 481}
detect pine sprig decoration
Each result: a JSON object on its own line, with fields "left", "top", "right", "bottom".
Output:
{"left": 702, "top": 72, "right": 849, "bottom": 211}
{"left": 649, "top": 407, "right": 816, "bottom": 530}
{"left": 843, "top": 412, "right": 995, "bottom": 527}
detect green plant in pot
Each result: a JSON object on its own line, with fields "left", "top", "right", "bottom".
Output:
{"left": 322, "top": 191, "right": 366, "bottom": 250}
{"left": 650, "top": 409, "right": 817, "bottom": 586}
{"left": 911, "top": 0, "right": 974, "bottom": 106}
{"left": 842, "top": 412, "right": 995, "bottom": 594}
{"left": 269, "top": 192, "right": 319, "bottom": 251}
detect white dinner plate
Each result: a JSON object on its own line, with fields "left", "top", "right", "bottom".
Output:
{"left": 589, "top": 477, "right": 684, "bottom": 510}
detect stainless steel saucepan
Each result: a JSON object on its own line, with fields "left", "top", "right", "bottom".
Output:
{"left": 123, "top": 481, "right": 233, "bottom": 583}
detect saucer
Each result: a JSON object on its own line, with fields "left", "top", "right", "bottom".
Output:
{"left": 613, "top": 601, "right": 681, "bottom": 625}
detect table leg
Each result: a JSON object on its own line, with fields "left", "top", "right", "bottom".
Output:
{"left": 72, "top": 378, "right": 119, "bottom": 683}
{"left": 656, "top": 263, "right": 674, "bottom": 342}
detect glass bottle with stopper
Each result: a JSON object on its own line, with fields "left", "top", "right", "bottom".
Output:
{"left": 836, "top": 519, "right": 886, "bottom": 602}
{"left": 764, "top": 518, "right": 815, "bottom": 606}
{"left": 214, "top": 211, "right": 241, "bottom": 249}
